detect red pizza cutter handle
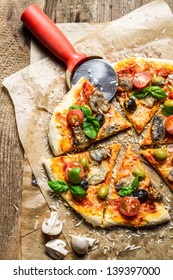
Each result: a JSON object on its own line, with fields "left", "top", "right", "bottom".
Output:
{"left": 21, "top": 4, "right": 87, "bottom": 73}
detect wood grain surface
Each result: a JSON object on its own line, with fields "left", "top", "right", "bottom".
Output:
{"left": 0, "top": 0, "right": 173, "bottom": 260}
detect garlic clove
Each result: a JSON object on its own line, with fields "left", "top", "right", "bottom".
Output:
{"left": 42, "top": 211, "right": 62, "bottom": 236}
{"left": 45, "top": 239, "right": 68, "bottom": 260}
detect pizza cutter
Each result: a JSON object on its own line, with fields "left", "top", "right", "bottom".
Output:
{"left": 21, "top": 4, "right": 118, "bottom": 101}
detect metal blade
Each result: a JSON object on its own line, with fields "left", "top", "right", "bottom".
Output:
{"left": 71, "top": 59, "right": 118, "bottom": 101}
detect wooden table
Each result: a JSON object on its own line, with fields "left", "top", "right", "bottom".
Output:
{"left": 0, "top": 0, "right": 173, "bottom": 260}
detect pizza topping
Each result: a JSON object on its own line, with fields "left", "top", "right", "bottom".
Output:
{"left": 69, "top": 105, "right": 91, "bottom": 117}
{"left": 132, "top": 168, "right": 146, "bottom": 180}
{"left": 154, "top": 148, "right": 167, "bottom": 161}
{"left": 133, "top": 71, "right": 151, "bottom": 89}
{"left": 140, "top": 96, "right": 157, "bottom": 108}
{"left": 70, "top": 185, "right": 87, "bottom": 200}
{"left": 118, "top": 176, "right": 139, "bottom": 197}
{"left": 88, "top": 90, "right": 110, "bottom": 113}
{"left": 167, "top": 167, "right": 173, "bottom": 182}
{"left": 133, "top": 86, "right": 167, "bottom": 100}
{"left": 152, "top": 76, "right": 165, "bottom": 87}
{"left": 162, "top": 100, "right": 173, "bottom": 116}
{"left": 164, "top": 115, "right": 173, "bottom": 135}
{"left": 82, "top": 116, "right": 100, "bottom": 139}
{"left": 124, "top": 97, "right": 137, "bottom": 112}
{"left": 89, "top": 147, "right": 111, "bottom": 162}
{"left": 80, "top": 179, "right": 89, "bottom": 190}
{"left": 95, "top": 113, "right": 105, "bottom": 126}
{"left": 168, "top": 92, "right": 173, "bottom": 99}
{"left": 66, "top": 109, "right": 84, "bottom": 126}
{"left": 151, "top": 114, "right": 166, "bottom": 142}
{"left": 147, "top": 182, "right": 163, "bottom": 201}
{"left": 64, "top": 162, "right": 84, "bottom": 182}
{"left": 119, "top": 76, "right": 133, "bottom": 91}
{"left": 71, "top": 125, "right": 89, "bottom": 147}
{"left": 97, "top": 185, "right": 109, "bottom": 200}
{"left": 78, "top": 157, "right": 89, "bottom": 170}
{"left": 133, "top": 189, "right": 148, "bottom": 203}
{"left": 119, "top": 196, "right": 141, "bottom": 217}
{"left": 87, "top": 165, "right": 107, "bottom": 185}
{"left": 48, "top": 180, "right": 69, "bottom": 193}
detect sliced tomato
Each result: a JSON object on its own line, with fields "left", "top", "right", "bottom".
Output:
{"left": 168, "top": 92, "right": 173, "bottom": 100}
{"left": 64, "top": 161, "right": 84, "bottom": 182}
{"left": 119, "top": 196, "right": 140, "bottom": 217}
{"left": 133, "top": 71, "right": 151, "bottom": 89}
{"left": 66, "top": 109, "right": 84, "bottom": 126}
{"left": 165, "top": 115, "right": 173, "bottom": 135}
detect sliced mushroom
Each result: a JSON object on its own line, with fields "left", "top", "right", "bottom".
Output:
{"left": 87, "top": 165, "right": 107, "bottom": 185}
{"left": 89, "top": 147, "right": 111, "bottom": 162}
{"left": 101, "top": 123, "right": 121, "bottom": 138}
{"left": 141, "top": 96, "right": 157, "bottom": 108}
{"left": 116, "top": 175, "right": 134, "bottom": 191}
{"left": 147, "top": 182, "right": 163, "bottom": 201}
{"left": 89, "top": 90, "right": 110, "bottom": 113}
{"left": 167, "top": 167, "right": 173, "bottom": 182}
{"left": 45, "top": 239, "right": 68, "bottom": 260}
{"left": 42, "top": 211, "right": 62, "bottom": 236}
{"left": 151, "top": 114, "right": 166, "bottom": 143}
{"left": 72, "top": 125, "right": 89, "bottom": 148}
{"left": 71, "top": 235, "right": 96, "bottom": 255}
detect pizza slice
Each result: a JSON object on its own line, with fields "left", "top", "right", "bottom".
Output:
{"left": 141, "top": 146, "right": 173, "bottom": 191}
{"left": 44, "top": 143, "right": 121, "bottom": 227}
{"left": 140, "top": 103, "right": 173, "bottom": 146}
{"left": 103, "top": 145, "right": 170, "bottom": 227}
{"left": 113, "top": 57, "right": 173, "bottom": 134}
{"left": 48, "top": 77, "right": 131, "bottom": 156}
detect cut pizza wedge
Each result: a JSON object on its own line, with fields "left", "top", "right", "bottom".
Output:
{"left": 44, "top": 143, "right": 121, "bottom": 227}
{"left": 103, "top": 145, "right": 170, "bottom": 227}
{"left": 141, "top": 146, "right": 173, "bottom": 191}
{"left": 113, "top": 57, "right": 173, "bottom": 134}
{"left": 140, "top": 107, "right": 173, "bottom": 146}
{"left": 48, "top": 77, "right": 131, "bottom": 156}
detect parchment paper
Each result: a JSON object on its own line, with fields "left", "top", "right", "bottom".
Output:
{"left": 3, "top": 0, "right": 173, "bottom": 259}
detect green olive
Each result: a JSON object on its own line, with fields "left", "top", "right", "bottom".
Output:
{"left": 163, "top": 99, "right": 173, "bottom": 109}
{"left": 154, "top": 148, "right": 167, "bottom": 161}
{"left": 79, "top": 157, "right": 89, "bottom": 170}
{"left": 152, "top": 76, "right": 165, "bottom": 87}
{"left": 132, "top": 167, "right": 146, "bottom": 180}
{"left": 97, "top": 185, "right": 109, "bottom": 200}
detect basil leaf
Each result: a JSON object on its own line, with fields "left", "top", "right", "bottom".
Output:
{"left": 118, "top": 185, "right": 134, "bottom": 196}
{"left": 48, "top": 180, "right": 69, "bottom": 193}
{"left": 67, "top": 167, "right": 81, "bottom": 184}
{"left": 149, "top": 86, "right": 167, "bottom": 100}
{"left": 70, "top": 185, "right": 87, "bottom": 199}
{"left": 82, "top": 116, "right": 100, "bottom": 139}
{"left": 133, "top": 89, "right": 149, "bottom": 99}
{"left": 133, "top": 86, "right": 167, "bottom": 100}
{"left": 69, "top": 105, "right": 91, "bottom": 117}
{"left": 162, "top": 105, "right": 173, "bottom": 116}
{"left": 118, "top": 176, "right": 139, "bottom": 197}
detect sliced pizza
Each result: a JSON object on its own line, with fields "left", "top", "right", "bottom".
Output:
{"left": 44, "top": 143, "right": 121, "bottom": 227}
{"left": 141, "top": 146, "right": 173, "bottom": 191}
{"left": 48, "top": 77, "right": 131, "bottom": 156}
{"left": 103, "top": 145, "right": 170, "bottom": 227}
{"left": 113, "top": 57, "right": 173, "bottom": 134}
{"left": 140, "top": 105, "right": 173, "bottom": 146}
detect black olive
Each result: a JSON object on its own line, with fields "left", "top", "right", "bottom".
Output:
{"left": 80, "top": 179, "right": 89, "bottom": 190}
{"left": 95, "top": 113, "right": 105, "bottom": 126}
{"left": 133, "top": 189, "right": 148, "bottom": 203}
{"left": 124, "top": 98, "right": 137, "bottom": 112}
{"left": 73, "top": 139, "right": 80, "bottom": 146}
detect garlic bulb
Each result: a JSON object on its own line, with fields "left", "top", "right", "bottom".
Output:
{"left": 42, "top": 211, "right": 62, "bottom": 236}
{"left": 71, "top": 235, "right": 96, "bottom": 255}
{"left": 45, "top": 239, "right": 68, "bottom": 260}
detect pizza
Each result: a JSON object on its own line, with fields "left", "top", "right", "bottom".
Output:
{"left": 48, "top": 77, "right": 131, "bottom": 156}
{"left": 44, "top": 143, "right": 170, "bottom": 227}
{"left": 141, "top": 146, "right": 173, "bottom": 191}
{"left": 103, "top": 145, "right": 170, "bottom": 227}
{"left": 113, "top": 57, "right": 173, "bottom": 134}
{"left": 44, "top": 143, "right": 121, "bottom": 227}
